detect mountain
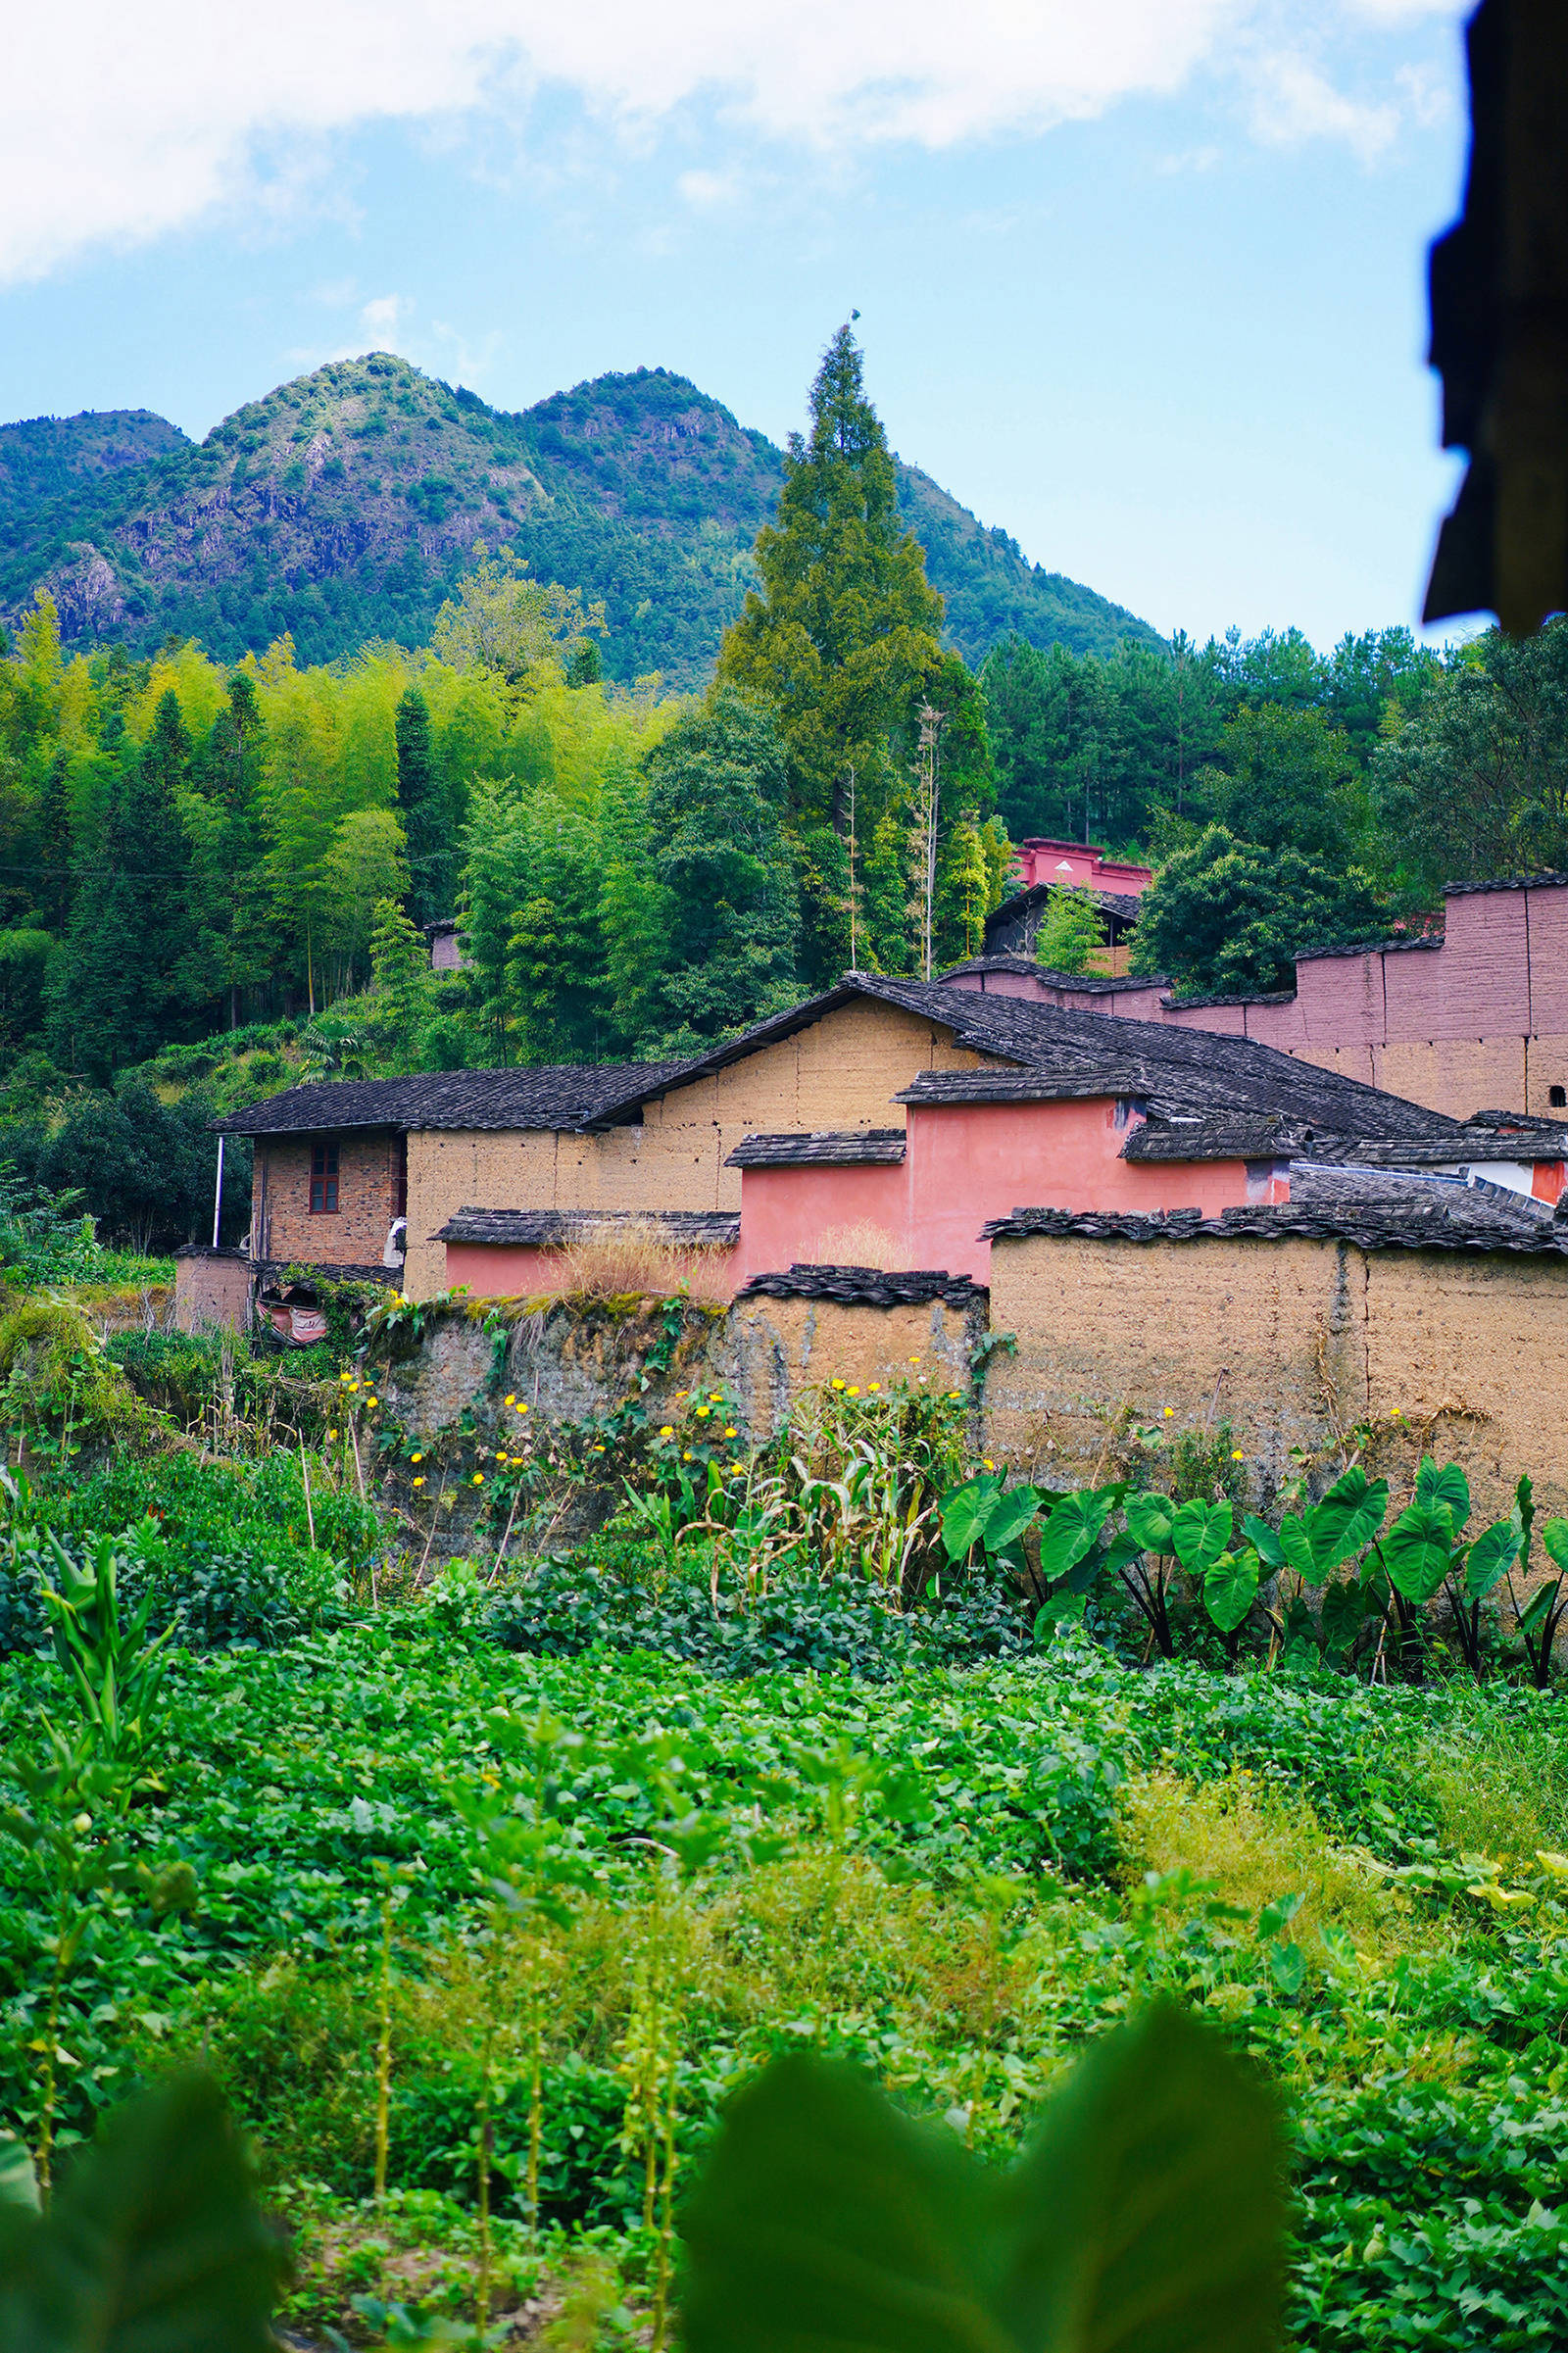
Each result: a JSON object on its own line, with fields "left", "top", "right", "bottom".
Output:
{"left": 0, "top": 354, "right": 1160, "bottom": 682}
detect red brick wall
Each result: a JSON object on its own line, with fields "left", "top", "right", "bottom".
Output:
{"left": 253, "top": 1130, "right": 401, "bottom": 1266}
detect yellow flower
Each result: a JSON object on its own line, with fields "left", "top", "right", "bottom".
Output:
{"left": 908, "top": 1355, "right": 921, "bottom": 1364}
{"left": 847, "top": 1386, "right": 860, "bottom": 1397}
{"left": 1163, "top": 1406, "right": 1175, "bottom": 1418}
{"left": 724, "top": 1425, "right": 737, "bottom": 1437}
{"left": 368, "top": 1396, "right": 379, "bottom": 1409}
{"left": 471, "top": 1473, "right": 484, "bottom": 1486}
{"left": 505, "top": 1393, "right": 515, "bottom": 1406}
{"left": 516, "top": 1401, "right": 529, "bottom": 1415}
{"left": 659, "top": 1425, "right": 674, "bottom": 1438}
{"left": 412, "top": 1475, "right": 425, "bottom": 1489}
{"left": 683, "top": 1449, "right": 693, "bottom": 1461}
{"left": 495, "top": 1452, "right": 509, "bottom": 1465}
{"left": 868, "top": 1382, "right": 880, "bottom": 1392}
{"left": 326, "top": 1428, "right": 338, "bottom": 1442}
{"left": 709, "top": 1391, "right": 723, "bottom": 1401}
{"left": 695, "top": 1406, "right": 710, "bottom": 1419}
{"left": 411, "top": 1451, "right": 423, "bottom": 1463}
{"left": 1231, "top": 1448, "right": 1245, "bottom": 1460}
{"left": 728, "top": 1462, "right": 743, "bottom": 1475}
{"left": 675, "top": 1391, "right": 689, "bottom": 1400}
{"left": 948, "top": 1390, "right": 961, "bottom": 1399}
{"left": 592, "top": 1445, "right": 606, "bottom": 1453}
{"left": 983, "top": 1457, "right": 995, "bottom": 1470}
{"left": 831, "top": 1379, "right": 846, "bottom": 1391}
{"left": 1390, "top": 1406, "right": 1402, "bottom": 1419}
{"left": 339, "top": 1372, "right": 353, "bottom": 1386}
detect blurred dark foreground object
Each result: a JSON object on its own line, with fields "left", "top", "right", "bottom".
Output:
{"left": 685, "top": 1998, "right": 1285, "bottom": 2353}
{"left": 0, "top": 2073, "right": 283, "bottom": 2351}
{"left": 1427, "top": 0, "right": 1568, "bottom": 634}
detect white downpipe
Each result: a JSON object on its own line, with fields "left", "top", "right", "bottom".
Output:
{"left": 212, "top": 1134, "right": 225, "bottom": 1249}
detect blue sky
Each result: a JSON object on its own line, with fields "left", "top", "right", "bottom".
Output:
{"left": 1, "top": 1, "right": 1476, "bottom": 651}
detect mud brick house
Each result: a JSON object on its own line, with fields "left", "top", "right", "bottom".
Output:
{"left": 970, "top": 872, "right": 1568, "bottom": 1124}
{"left": 196, "top": 971, "right": 1568, "bottom": 1322}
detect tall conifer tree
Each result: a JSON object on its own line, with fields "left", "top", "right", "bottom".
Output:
{"left": 718, "top": 324, "right": 946, "bottom": 979}
{"left": 396, "top": 686, "right": 448, "bottom": 925}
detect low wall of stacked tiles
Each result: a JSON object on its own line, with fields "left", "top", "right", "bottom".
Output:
{"left": 985, "top": 1227, "right": 1568, "bottom": 1525}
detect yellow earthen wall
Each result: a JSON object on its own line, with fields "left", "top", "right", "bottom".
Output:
{"left": 404, "top": 999, "right": 991, "bottom": 1297}
{"left": 984, "top": 1230, "right": 1568, "bottom": 1524}
{"left": 721, "top": 1295, "right": 975, "bottom": 1403}
{"left": 1281, "top": 1034, "right": 1568, "bottom": 1122}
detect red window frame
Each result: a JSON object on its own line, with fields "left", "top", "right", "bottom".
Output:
{"left": 309, "top": 1141, "right": 340, "bottom": 1214}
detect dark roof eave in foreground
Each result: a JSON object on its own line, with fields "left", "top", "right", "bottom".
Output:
{"left": 980, "top": 1201, "right": 1568, "bottom": 1257}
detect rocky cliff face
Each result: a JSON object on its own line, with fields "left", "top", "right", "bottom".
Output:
{"left": 1, "top": 354, "right": 1158, "bottom": 680}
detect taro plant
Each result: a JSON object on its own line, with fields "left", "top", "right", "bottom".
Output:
{"left": 1119, "top": 1492, "right": 1235, "bottom": 1658}
{"left": 1372, "top": 1458, "right": 1522, "bottom": 1682}
{"left": 1243, "top": 1465, "right": 1390, "bottom": 1666}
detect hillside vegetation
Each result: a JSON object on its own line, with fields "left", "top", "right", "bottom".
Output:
{"left": 0, "top": 356, "right": 1157, "bottom": 683}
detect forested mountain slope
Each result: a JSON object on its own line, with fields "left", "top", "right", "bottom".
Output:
{"left": 0, "top": 355, "right": 1157, "bottom": 680}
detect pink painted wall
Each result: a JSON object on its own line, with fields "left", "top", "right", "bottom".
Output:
{"left": 443, "top": 1240, "right": 741, "bottom": 1299}
{"left": 729, "top": 1162, "right": 908, "bottom": 1289}
{"left": 905, "top": 1101, "right": 1256, "bottom": 1279}
{"left": 1012, "top": 839, "right": 1153, "bottom": 895}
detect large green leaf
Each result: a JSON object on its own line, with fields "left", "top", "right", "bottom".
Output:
{"left": 1037, "top": 1491, "right": 1115, "bottom": 1585}
{"left": 1383, "top": 1500, "right": 1455, "bottom": 1603}
{"left": 1204, "top": 1551, "right": 1259, "bottom": 1636}
{"left": 1542, "top": 1517, "right": 1568, "bottom": 1573}
{"left": 1170, "top": 1498, "right": 1233, "bottom": 1578}
{"left": 1242, "top": 1515, "right": 1285, "bottom": 1570}
{"left": 1463, "top": 1518, "right": 1522, "bottom": 1601}
{"left": 1415, "top": 1456, "right": 1471, "bottom": 1537}
{"left": 682, "top": 2002, "right": 1284, "bottom": 2353}
{"left": 0, "top": 2139, "right": 36, "bottom": 2216}
{"left": 1124, "top": 1493, "right": 1175, "bottom": 1555}
{"left": 1308, "top": 1469, "right": 1389, "bottom": 1576}
{"left": 998, "top": 1998, "right": 1284, "bottom": 2353}
{"left": 1318, "top": 1579, "right": 1366, "bottom": 1657}
{"left": 986, "top": 1485, "right": 1046, "bottom": 1557}
{"left": 0, "top": 2073, "right": 283, "bottom": 2353}
{"left": 1275, "top": 1516, "right": 1314, "bottom": 1581}
{"left": 941, "top": 1475, "right": 1004, "bottom": 1564}
{"left": 681, "top": 2048, "right": 998, "bottom": 2353}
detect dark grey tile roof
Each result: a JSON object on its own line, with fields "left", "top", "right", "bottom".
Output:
{"left": 434, "top": 1207, "right": 739, "bottom": 1247}
{"left": 938, "top": 956, "right": 1170, "bottom": 994}
{"left": 1120, "top": 1111, "right": 1568, "bottom": 1166}
{"left": 736, "top": 1263, "right": 986, "bottom": 1309}
{"left": 725, "top": 1129, "right": 906, "bottom": 1168}
{"left": 1444, "top": 871, "right": 1568, "bottom": 895}
{"left": 984, "top": 880, "right": 1143, "bottom": 932}
{"left": 1288, "top": 1160, "right": 1551, "bottom": 1229}
{"left": 214, "top": 1060, "right": 683, "bottom": 1137}
{"left": 980, "top": 1200, "right": 1568, "bottom": 1256}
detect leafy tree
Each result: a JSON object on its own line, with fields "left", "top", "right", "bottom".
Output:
{"left": 1193, "top": 703, "right": 1362, "bottom": 863}
{"left": 1132, "top": 824, "right": 1388, "bottom": 997}
{"left": 1370, "top": 619, "right": 1568, "bottom": 906}
{"left": 1032, "top": 883, "right": 1103, "bottom": 974}
{"left": 35, "top": 1080, "right": 247, "bottom": 1250}
{"left": 718, "top": 325, "right": 945, "bottom": 977}
{"left": 430, "top": 543, "right": 607, "bottom": 686}
{"left": 638, "top": 690, "right": 801, "bottom": 1052}
{"left": 502, "top": 811, "right": 606, "bottom": 1063}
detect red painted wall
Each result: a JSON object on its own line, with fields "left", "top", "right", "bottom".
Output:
{"left": 729, "top": 1162, "right": 908, "bottom": 1288}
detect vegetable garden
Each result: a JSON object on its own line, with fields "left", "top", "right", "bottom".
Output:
{"left": 0, "top": 1266, "right": 1565, "bottom": 2349}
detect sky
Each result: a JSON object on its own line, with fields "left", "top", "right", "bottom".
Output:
{"left": 0, "top": 0, "right": 1480, "bottom": 652}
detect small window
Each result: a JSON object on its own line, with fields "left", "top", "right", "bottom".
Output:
{"left": 1550, "top": 1086, "right": 1566, "bottom": 1109}
{"left": 309, "top": 1141, "right": 340, "bottom": 1214}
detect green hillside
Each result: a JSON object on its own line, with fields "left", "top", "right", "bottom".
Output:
{"left": 0, "top": 354, "right": 1158, "bottom": 681}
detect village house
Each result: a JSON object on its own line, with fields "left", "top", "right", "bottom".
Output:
{"left": 972, "top": 870, "right": 1568, "bottom": 1123}
{"left": 983, "top": 837, "right": 1152, "bottom": 974}
{"left": 179, "top": 966, "right": 1568, "bottom": 1329}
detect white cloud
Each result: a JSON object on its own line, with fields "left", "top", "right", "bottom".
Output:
{"left": 676, "top": 169, "right": 740, "bottom": 210}
{"left": 360, "top": 293, "right": 411, "bottom": 337}
{"left": 3, "top": 0, "right": 1245, "bottom": 282}
{"left": 1, "top": 0, "right": 1466, "bottom": 285}
{"left": 1245, "top": 54, "right": 1402, "bottom": 161}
